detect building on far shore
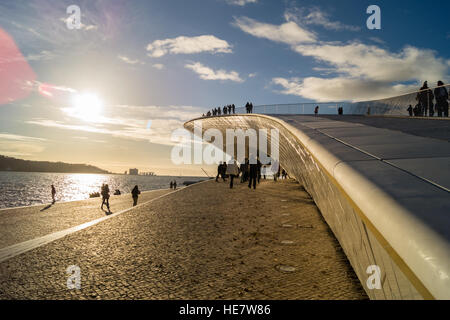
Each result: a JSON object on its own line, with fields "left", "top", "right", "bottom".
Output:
{"left": 129, "top": 168, "right": 139, "bottom": 175}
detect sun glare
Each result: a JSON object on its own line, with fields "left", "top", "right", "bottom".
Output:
{"left": 71, "top": 92, "right": 103, "bottom": 122}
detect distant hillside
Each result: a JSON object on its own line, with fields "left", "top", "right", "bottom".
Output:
{"left": 0, "top": 155, "right": 110, "bottom": 174}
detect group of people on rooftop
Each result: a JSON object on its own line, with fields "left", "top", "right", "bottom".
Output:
{"left": 215, "top": 157, "right": 287, "bottom": 190}
{"left": 407, "top": 81, "right": 449, "bottom": 117}
{"left": 201, "top": 102, "right": 256, "bottom": 117}
{"left": 245, "top": 102, "right": 254, "bottom": 113}
{"left": 203, "top": 104, "right": 236, "bottom": 117}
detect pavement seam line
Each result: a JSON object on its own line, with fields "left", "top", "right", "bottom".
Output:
{"left": 0, "top": 180, "right": 211, "bottom": 263}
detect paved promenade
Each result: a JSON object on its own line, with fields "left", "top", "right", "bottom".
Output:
{"left": 0, "top": 189, "right": 172, "bottom": 248}
{"left": 0, "top": 180, "right": 367, "bottom": 300}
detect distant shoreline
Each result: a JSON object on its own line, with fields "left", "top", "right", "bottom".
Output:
{"left": 0, "top": 171, "right": 209, "bottom": 178}
{"left": 0, "top": 170, "right": 113, "bottom": 175}
{"left": 0, "top": 155, "right": 110, "bottom": 174}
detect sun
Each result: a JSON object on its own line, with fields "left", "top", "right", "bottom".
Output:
{"left": 71, "top": 92, "right": 103, "bottom": 122}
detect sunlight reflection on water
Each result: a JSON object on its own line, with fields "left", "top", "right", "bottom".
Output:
{"left": 0, "top": 172, "right": 206, "bottom": 209}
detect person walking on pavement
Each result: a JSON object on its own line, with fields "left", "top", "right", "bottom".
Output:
{"left": 216, "top": 162, "right": 224, "bottom": 182}
{"left": 434, "top": 81, "right": 449, "bottom": 117}
{"left": 101, "top": 183, "right": 110, "bottom": 212}
{"left": 248, "top": 155, "right": 258, "bottom": 189}
{"left": 226, "top": 158, "right": 239, "bottom": 189}
{"left": 416, "top": 81, "right": 434, "bottom": 117}
{"left": 51, "top": 184, "right": 56, "bottom": 204}
{"left": 257, "top": 158, "right": 262, "bottom": 184}
{"left": 131, "top": 185, "right": 140, "bottom": 206}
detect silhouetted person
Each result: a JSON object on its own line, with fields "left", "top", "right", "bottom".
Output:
{"left": 413, "top": 104, "right": 420, "bottom": 116}
{"left": 407, "top": 105, "right": 413, "bottom": 117}
{"left": 173, "top": 180, "right": 177, "bottom": 190}
{"left": 250, "top": 102, "right": 254, "bottom": 113}
{"left": 239, "top": 159, "right": 247, "bottom": 183}
{"left": 170, "top": 181, "right": 173, "bottom": 189}
{"left": 417, "top": 81, "right": 434, "bottom": 117}
{"left": 216, "top": 162, "right": 224, "bottom": 182}
{"left": 232, "top": 104, "right": 235, "bottom": 114}
{"left": 434, "top": 81, "right": 449, "bottom": 117}
{"left": 272, "top": 160, "right": 280, "bottom": 182}
{"left": 131, "top": 185, "right": 140, "bottom": 206}
{"left": 257, "top": 158, "right": 262, "bottom": 183}
{"left": 248, "top": 156, "right": 258, "bottom": 189}
{"left": 228, "top": 105, "right": 232, "bottom": 114}
{"left": 221, "top": 162, "right": 227, "bottom": 181}
{"left": 314, "top": 106, "right": 319, "bottom": 116}
{"left": 226, "top": 158, "right": 239, "bottom": 189}
{"left": 51, "top": 184, "right": 56, "bottom": 204}
{"left": 101, "top": 183, "right": 110, "bottom": 212}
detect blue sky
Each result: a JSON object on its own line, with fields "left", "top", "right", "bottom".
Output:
{"left": 0, "top": 0, "right": 449, "bottom": 174}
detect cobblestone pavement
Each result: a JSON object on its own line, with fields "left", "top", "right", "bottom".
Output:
{"left": 0, "top": 189, "right": 172, "bottom": 248}
{"left": 0, "top": 180, "right": 367, "bottom": 299}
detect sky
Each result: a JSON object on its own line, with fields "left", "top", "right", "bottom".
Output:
{"left": 0, "top": 0, "right": 449, "bottom": 175}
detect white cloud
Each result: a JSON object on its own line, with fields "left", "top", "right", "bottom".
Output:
{"left": 235, "top": 15, "right": 449, "bottom": 101}
{"left": 185, "top": 62, "right": 244, "bottom": 82}
{"left": 118, "top": 55, "right": 144, "bottom": 65}
{"left": 0, "top": 133, "right": 47, "bottom": 156}
{"left": 147, "top": 35, "right": 232, "bottom": 58}
{"left": 26, "top": 50, "right": 57, "bottom": 62}
{"left": 233, "top": 16, "right": 316, "bottom": 45}
{"left": 369, "top": 37, "right": 386, "bottom": 45}
{"left": 272, "top": 77, "right": 418, "bottom": 102}
{"left": 248, "top": 73, "right": 257, "bottom": 78}
{"left": 226, "top": 0, "right": 258, "bottom": 6}
{"left": 25, "top": 105, "right": 205, "bottom": 146}
{"left": 59, "top": 17, "right": 98, "bottom": 31}
{"left": 285, "top": 7, "right": 360, "bottom": 32}
{"left": 293, "top": 43, "right": 449, "bottom": 83}
{"left": 271, "top": 42, "right": 449, "bottom": 101}
{"left": 152, "top": 63, "right": 164, "bottom": 70}
{"left": 0, "top": 133, "right": 46, "bottom": 142}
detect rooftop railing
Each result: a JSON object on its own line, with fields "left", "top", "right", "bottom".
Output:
{"left": 234, "top": 84, "right": 450, "bottom": 116}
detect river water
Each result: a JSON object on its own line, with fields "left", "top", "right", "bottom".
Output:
{"left": 0, "top": 172, "right": 207, "bottom": 209}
